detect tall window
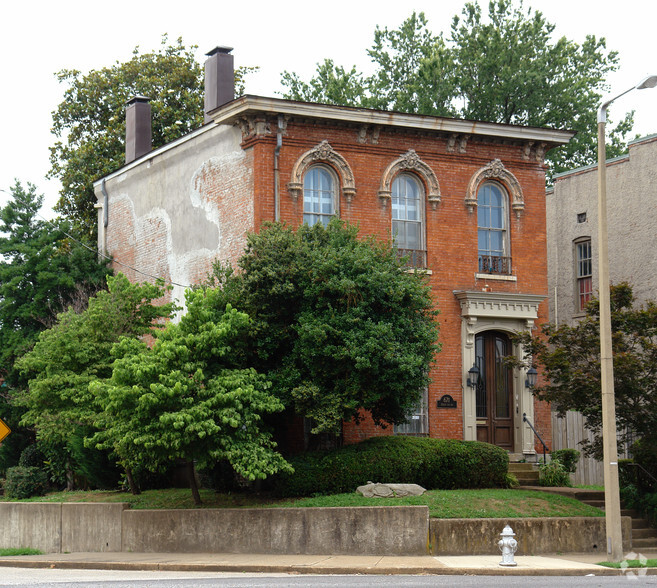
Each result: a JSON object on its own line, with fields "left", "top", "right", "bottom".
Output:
{"left": 392, "top": 173, "right": 425, "bottom": 267}
{"left": 478, "top": 182, "right": 510, "bottom": 274}
{"left": 303, "top": 165, "right": 337, "bottom": 227}
{"left": 394, "top": 388, "right": 428, "bottom": 436}
{"left": 576, "top": 239, "right": 592, "bottom": 312}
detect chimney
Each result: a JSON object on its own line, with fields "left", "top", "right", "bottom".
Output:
{"left": 204, "top": 46, "right": 234, "bottom": 123}
{"left": 125, "top": 96, "right": 152, "bottom": 164}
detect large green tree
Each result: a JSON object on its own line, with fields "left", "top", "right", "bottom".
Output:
{"left": 89, "top": 291, "right": 291, "bottom": 504}
{"left": 16, "top": 274, "right": 176, "bottom": 488}
{"left": 49, "top": 36, "right": 257, "bottom": 237}
{"left": 281, "top": 2, "right": 632, "bottom": 176}
{"left": 0, "top": 181, "right": 110, "bottom": 384}
{"left": 512, "top": 283, "right": 657, "bottom": 457}
{"left": 209, "top": 220, "right": 440, "bottom": 436}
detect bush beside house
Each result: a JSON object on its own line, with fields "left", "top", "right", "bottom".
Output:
{"left": 271, "top": 436, "right": 508, "bottom": 497}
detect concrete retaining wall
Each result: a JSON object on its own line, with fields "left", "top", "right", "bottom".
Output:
{"left": 429, "top": 517, "right": 632, "bottom": 555}
{"left": 122, "top": 506, "right": 429, "bottom": 555}
{"left": 0, "top": 503, "right": 62, "bottom": 553}
{"left": 0, "top": 502, "right": 631, "bottom": 556}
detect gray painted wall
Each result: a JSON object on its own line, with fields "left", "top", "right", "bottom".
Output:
{"left": 547, "top": 134, "right": 657, "bottom": 325}
{"left": 94, "top": 123, "right": 252, "bottom": 313}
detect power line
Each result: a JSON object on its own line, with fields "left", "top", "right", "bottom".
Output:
{"left": 36, "top": 211, "right": 193, "bottom": 290}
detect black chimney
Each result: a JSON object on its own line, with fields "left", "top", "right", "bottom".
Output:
{"left": 204, "top": 46, "right": 234, "bottom": 123}
{"left": 125, "top": 96, "right": 152, "bottom": 163}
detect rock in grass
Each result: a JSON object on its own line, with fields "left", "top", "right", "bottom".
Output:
{"left": 356, "top": 482, "right": 426, "bottom": 497}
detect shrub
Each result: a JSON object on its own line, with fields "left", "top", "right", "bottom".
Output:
{"left": 271, "top": 436, "right": 508, "bottom": 497}
{"left": 4, "top": 466, "right": 48, "bottom": 499}
{"left": 18, "top": 444, "right": 46, "bottom": 468}
{"left": 550, "top": 449, "right": 580, "bottom": 474}
{"left": 538, "top": 459, "right": 571, "bottom": 487}
{"left": 630, "top": 439, "right": 657, "bottom": 493}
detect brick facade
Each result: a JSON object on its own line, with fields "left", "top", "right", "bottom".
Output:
{"left": 96, "top": 96, "right": 573, "bottom": 457}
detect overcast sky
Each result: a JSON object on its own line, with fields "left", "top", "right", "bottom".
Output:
{"left": 1, "top": 0, "right": 655, "bottom": 216}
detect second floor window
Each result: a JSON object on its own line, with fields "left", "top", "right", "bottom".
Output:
{"left": 478, "top": 182, "right": 510, "bottom": 274}
{"left": 304, "top": 165, "right": 337, "bottom": 227}
{"left": 392, "top": 173, "right": 426, "bottom": 267}
{"left": 576, "top": 239, "right": 592, "bottom": 312}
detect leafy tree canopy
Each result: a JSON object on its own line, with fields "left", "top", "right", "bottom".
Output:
{"left": 512, "top": 283, "right": 657, "bottom": 457}
{"left": 0, "top": 181, "right": 110, "bottom": 385}
{"left": 49, "top": 36, "right": 257, "bottom": 237}
{"left": 280, "top": 1, "right": 632, "bottom": 177}
{"left": 209, "top": 220, "right": 441, "bottom": 435}
{"left": 90, "top": 292, "right": 291, "bottom": 504}
{"left": 16, "top": 274, "right": 176, "bottom": 487}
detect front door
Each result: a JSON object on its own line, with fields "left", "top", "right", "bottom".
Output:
{"left": 474, "top": 331, "right": 514, "bottom": 449}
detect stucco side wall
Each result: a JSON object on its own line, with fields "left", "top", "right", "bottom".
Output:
{"left": 95, "top": 124, "right": 253, "bottom": 310}
{"left": 548, "top": 134, "right": 657, "bottom": 325}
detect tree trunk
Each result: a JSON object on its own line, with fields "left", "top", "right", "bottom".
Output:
{"left": 125, "top": 467, "right": 141, "bottom": 495}
{"left": 187, "top": 460, "right": 202, "bottom": 505}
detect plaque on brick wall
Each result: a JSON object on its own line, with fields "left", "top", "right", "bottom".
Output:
{"left": 436, "top": 394, "right": 457, "bottom": 409}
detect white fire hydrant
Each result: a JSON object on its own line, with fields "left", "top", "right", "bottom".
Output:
{"left": 498, "top": 524, "right": 518, "bottom": 566}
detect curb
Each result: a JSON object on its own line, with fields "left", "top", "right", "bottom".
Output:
{"left": 0, "top": 558, "right": 639, "bottom": 576}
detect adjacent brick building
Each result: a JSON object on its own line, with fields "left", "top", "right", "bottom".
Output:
{"left": 95, "top": 48, "right": 574, "bottom": 458}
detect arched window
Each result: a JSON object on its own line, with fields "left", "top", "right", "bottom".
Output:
{"left": 477, "top": 182, "right": 510, "bottom": 274}
{"left": 392, "top": 173, "right": 426, "bottom": 267}
{"left": 303, "top": 165, "right": 337, "bottom": 227}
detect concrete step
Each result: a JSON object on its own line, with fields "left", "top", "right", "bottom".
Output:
{"left": 507, "top": 463, "right": 537, "bottom": 472}
{"left": 631, "top": 537, "right": 657, "bottom": 549}
{"left": 582, "top": 500, "right": 605, "bottom": 509}
{"left": 633, "top": 519, "right": 650, "bottom": 530}
{"left": 632, "top": 527, "right": 657, "bottom": 539}
{"left": 573, "top": 491, "right": 604, "bottom": 501}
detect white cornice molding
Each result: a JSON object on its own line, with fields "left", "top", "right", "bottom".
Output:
{"left": 453, "top": 290, "right": 545, "bottom": 320}
{"left": 210, "top": 96, "right": 575, "bottom": 146}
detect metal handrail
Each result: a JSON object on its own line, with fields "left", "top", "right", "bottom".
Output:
{"left": 624, "top": 461, "right": 657, "bottom": 490}
{"left": 523, "top": 412, "right": 549, "bottom": 464}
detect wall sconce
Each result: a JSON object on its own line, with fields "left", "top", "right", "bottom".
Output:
{"left": 525, "top": 366, "right": 538, "bottom": 389}
{"left": 467, "top": 363, "right": 480, "bottom": 389}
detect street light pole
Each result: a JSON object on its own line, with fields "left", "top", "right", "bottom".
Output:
{"left": 597, "top": 74, "right": 657, "bottom": 563}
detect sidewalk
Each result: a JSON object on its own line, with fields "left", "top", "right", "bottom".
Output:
{"left": 1, "top": 550, "right": 656, "bottom": 576}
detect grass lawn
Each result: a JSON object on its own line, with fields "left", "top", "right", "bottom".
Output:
{"left": 5, "top": 487, "right": 605, "bottom": 518}
{"left": 598, "top": 559, "right": 657, "bottom": 568}
{"left": 0, "top": 548, "right": 43, "bottom": 556}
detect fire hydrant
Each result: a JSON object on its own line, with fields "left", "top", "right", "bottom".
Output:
{"left": 498, "top": 524, "right": 518, "bottom": 566}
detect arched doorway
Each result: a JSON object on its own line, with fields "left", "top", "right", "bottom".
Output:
{"left": 474, "top": 330, "right": 513, "bottom": 449}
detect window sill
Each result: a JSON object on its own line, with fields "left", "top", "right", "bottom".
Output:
{"left": 405, "top": 268, "right": 432, "bottom": 275}
{"left": 475, "top": 273, "right": 517, "bottom": 282}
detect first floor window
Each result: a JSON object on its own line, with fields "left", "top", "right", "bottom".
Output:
{"left": 394, "top": 388, "right": 428, "bottom": 436}
{"left": 576, "top": 239, "right": 592, "bottom": 312}
{"left": 303, "top": 165, "right": 337, "bottom": 227}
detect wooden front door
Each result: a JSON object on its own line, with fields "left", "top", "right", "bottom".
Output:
{"left": 474, "top": 331, "right": 514, "bottom": 449}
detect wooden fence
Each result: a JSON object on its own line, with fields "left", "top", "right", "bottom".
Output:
{"left": 551, "top": 411, "right": 603, "bottom": 486}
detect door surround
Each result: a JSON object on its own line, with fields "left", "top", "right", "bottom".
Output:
{"left": 454, "top": 290, "right": 544, "bottom": 456}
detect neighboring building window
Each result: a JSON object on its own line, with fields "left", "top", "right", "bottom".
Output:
{"left": 576, "top": 239, "right": 592, "bottom": 311}
{"left": 392, "top": 173, "right": 426, "bottom": 267}
{"left": 577, "top": 212, "right": 587, "bottom": 223}
{"left": 394, "top": 388, "right": 429, "bottom": 436}
{"left": 478, "top": 182, "right": 511, "bottom": 274}
{"left": 303, "top": 165, "right": 337, "bottom": 227}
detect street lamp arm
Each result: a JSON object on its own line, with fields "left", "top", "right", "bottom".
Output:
{"left": 598, "top": 74, "right": 657, "bottom": 124}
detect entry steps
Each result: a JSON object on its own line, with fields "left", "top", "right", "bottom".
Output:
{"left": 577, "top": 491, "right": 657, "bottom": 551}
{"left": 508, "top": 461, "right": 539, "bottom": 485}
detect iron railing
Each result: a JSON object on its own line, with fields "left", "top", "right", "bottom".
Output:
{"left": 396, "top": 248, "right": 427, "bottom": 269}
{"left": 523, "top": 412, "right": 549, "bottom": 464}
{"left": 479, "top": 255, "right": 512, "bottom": 275}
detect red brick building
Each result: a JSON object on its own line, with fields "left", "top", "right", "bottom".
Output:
{"left": 95, "top": 48, "right": 573, "bottom": 458}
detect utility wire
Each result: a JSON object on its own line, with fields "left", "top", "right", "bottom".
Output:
{"left": 36, "top": 211, "right": 193, "bottom": 289}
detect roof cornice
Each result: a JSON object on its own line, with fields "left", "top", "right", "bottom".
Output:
{"left": 210, "top": 95, "right": 576, "bottom": 146}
